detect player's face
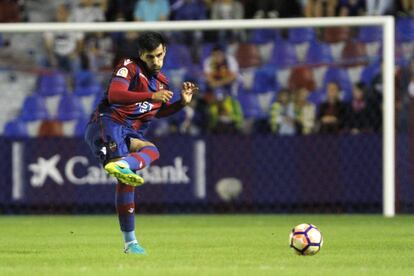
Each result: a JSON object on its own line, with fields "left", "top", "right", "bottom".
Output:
{"left": 140, "top": 44, "right": 166, "bottom": 74}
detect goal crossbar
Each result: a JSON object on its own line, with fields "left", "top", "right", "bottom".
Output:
{"left": 0, "top": 17, "right": 395, "bottom": 217}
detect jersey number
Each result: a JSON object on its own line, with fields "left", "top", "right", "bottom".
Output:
{"left": 136, "top": 101, "right": 154, "bottom": 114}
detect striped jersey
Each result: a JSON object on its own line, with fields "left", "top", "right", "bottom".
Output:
{"left": 92, "top": 58, "right": 181, "bottom": 134}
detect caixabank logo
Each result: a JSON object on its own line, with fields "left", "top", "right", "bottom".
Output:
{"left": 27, "top": 155, "right": 190, "bottom": 187}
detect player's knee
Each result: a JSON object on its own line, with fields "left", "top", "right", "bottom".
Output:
{"left": 129, "top": 138, "right": 155, "bottom": 152}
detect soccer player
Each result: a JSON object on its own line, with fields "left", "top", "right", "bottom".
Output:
{"left": 84, "top": 32, "right": 197, "bottom": 255}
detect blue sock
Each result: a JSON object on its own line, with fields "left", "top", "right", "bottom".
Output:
{"left": 123, "top": 230, "right": 137, "bottom": 243}
{"left": 122, "top": 156, "right": 140, "bottom": 170}
{"left": 115, "top": 182, "right": 136, "bottom": 246}
{"left": 122, "top": 146, "right": 160, "bottom": 171}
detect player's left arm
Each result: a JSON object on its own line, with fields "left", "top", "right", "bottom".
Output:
{"left": 155, "top": 82, "right": 198, "bottom": 118}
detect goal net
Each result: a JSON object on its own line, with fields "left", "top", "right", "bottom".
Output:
{"left": 0, "top": 17, "right": 398, "bottom": 216}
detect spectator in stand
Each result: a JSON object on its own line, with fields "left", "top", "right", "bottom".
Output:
{"left": 208, "top": 92, "right": 243, "bottom": 134}
{"left": 365, "top": 0, "right": 394, "bottom": 15}
{"left": 338, "top": 0, "right": 366, "bottom": 16}
{"left": 134, "top": 0, "right": 170, "bottom": 21}
{"left": 44, "top": 4, "right": 84, "bottom": 72}
{"left": 367, "top": 63, "right": 382, "bottom": 106}
{"left": 211, "top": 0, "right": 245, "bottom": 42}
{"left": 270, "top": 89, "right": 296, "bottom": 136}
{"left": 70, "top": 0, "right": 108, "bottom": 71}
{"left": 170, "top": 0, "right": 208, "bottom": 44}
{"left": 345, "top": 83, "right": 377, "bottom": 134}
{"left": 211, "top": 0, "right": 244, "bottom": 19}
{"left": 112, "top": 32, "right": 140, "bottom": 65}
{"left": 253, "top": 0, "right": 303, "bottom": 18}
{"left": 399, "top": 58, "right": 414, "bottom": 131}
{"left": 303, "top": 0, "right": 338, "bottom": 17}
{"left": 317, "top": 82, "right": 347, "bottom": 134}
{"left": 106, "top": 0, "right": 136, "bottom": 21}
{"left": 23, "top": 0, "right": 57, "bottom": 22}
{"left": 82, "top": 32, "right": 114, "bottom": 71}
{"left": 293, "top": 88, "right": 316, "bottom": 135}
{"left": 171, "top": 0, "right": 208, "bottom": 20}
{"left": 70, "top": 0, "right": 106, "bottom": 22}
{"left": 396, "top": 0, "right": 414, "bottom": 16}
{"left": 203, "top": 45, "right": 239, "bottom": 98}
{"left": 401, "top": 58, "right": 414, "bottom": 98}
{"left": 364, "top": 64, "right": 384, "bottom": 131}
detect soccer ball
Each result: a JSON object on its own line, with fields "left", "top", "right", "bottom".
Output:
{"left": 289, "top": 223, "right": 323, "bottom": 256}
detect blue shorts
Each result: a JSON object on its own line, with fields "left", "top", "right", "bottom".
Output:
{"left": 84, "top": 116, "right": 146, "bottom": 165}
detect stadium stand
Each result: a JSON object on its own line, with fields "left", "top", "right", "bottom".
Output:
{"left": 3, "top": 119, "right": 28, "bottom": 137}
{"left": 20, "top": 95, "right": 49, "bottom": 122}
{"left": 56, "top": 94, "right": 85, "bottom": 121}
{"left": 0, "top": 1, "right": 412, "bottom": 140}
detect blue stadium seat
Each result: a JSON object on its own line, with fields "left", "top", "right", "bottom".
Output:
{"left": 237, "top": 86, "right": 265, "bottom": 119}
{"left": 322, "top": 67, "right": 353, "bottom": 102}
{"left": 305, "top": 41, "right": 334, "bottom": 66}
{"left": 270, "top": 41, "right": 298, "bottom": 68}
{"left": 3, "top": 119, "right": 29, "bottom": 137}
{"left": 288, "top": 28, "right": 316, "bottom": 44}
{"left": 36, "top": 72, "right": 68, "bottom": 96}
{"left": 20, "top": 95, "right": 49, "bottom": 121}
{"left": 307, "top": 88, "right": 325, "bottom": 105}
{"left": 92, "top": 94, "right": 103, "bottom": 110}
{"left": 249, "top": 29, "right": 279, "bottom": 44}
{"left": 163, "top": 43, "right": 192, "bottom": 70}
{"left": 74, "top": 116, "right": 89, "bottom": 137}
{"left": 56, "top": 94, "right": 85, "bottom": 121}
{"left": 396, "top": 17, "right": 414, "bottom": 42}
{"left": 360, "top": 61, "right": 380, "bottom": 86}
{"left": 357, "top": 26, "right": 382, "bottom": 43}
{"left": 252, "top": 66, "right": 279, "bottom": 94}
{"left": 73, "top": 70, "right": 101, "bottom": 96}
{"left": 200, "top": 43, "right": 218, "bottom": 62}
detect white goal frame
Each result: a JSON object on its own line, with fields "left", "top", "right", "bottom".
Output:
{"left": 0, "top": 17, "right": 395, "bottom": 217}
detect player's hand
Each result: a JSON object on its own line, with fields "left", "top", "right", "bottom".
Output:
{"left": 181, "top": 82, "right": 198, "bottom": 105}
{"left": 152, "top": 90, "right": 173, "bottom": 103}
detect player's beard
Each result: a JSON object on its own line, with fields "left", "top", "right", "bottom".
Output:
{"left": 146, "top": 64, "right": 160, "bottom": 75}
{"left": 151, "top": 67, "right": 161, "bottom": 74}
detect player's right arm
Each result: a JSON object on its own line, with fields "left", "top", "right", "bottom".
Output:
{"left": 107, "top": 60, "right": 153, "bottom": 105}
{"left": 108, "top": 60, "right": 174, "bottom": 105}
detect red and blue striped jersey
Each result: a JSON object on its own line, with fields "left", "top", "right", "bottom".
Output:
{"left": 93, "top": 58, "right": 183, "bottom": 133}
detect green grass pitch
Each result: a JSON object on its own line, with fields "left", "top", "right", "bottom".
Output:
{"left": 1, "top": 215, "right": 413, "bottom": 276}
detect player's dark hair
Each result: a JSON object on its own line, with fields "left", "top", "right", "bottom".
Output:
{"left": 137, "top": 32, "right": 166, "bottom": 55}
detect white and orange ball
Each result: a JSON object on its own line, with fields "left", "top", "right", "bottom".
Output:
{"left": 289, "top": 223, "right": 323, "bottom": 256}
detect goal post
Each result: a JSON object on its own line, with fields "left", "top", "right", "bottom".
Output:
{"left": 0, "top": 17, "right": 395, "bottom": 216}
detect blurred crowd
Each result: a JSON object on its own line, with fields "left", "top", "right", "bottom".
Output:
{"left": 2, "top": 0, "right": 414, "bottom": 23}
{"left": 0, "top": 0, "right": 414, "bottom": 137}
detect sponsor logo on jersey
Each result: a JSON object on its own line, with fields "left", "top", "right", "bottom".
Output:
{"left": 136, "top": 101, "right": 154, "bottom": 114}
{"left": 116, "top": 67, "right": 128, "bottom": 78}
